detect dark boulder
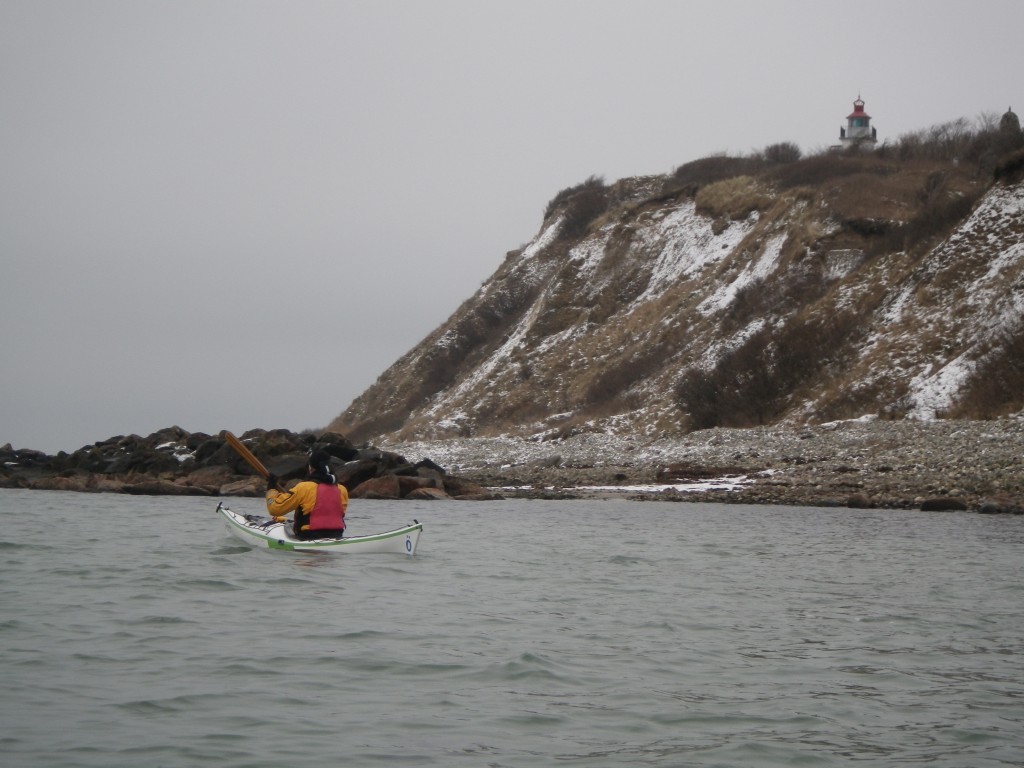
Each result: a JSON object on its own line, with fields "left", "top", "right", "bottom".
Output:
{"left": 920, "top": 496, "right": 969, "bottom": 511}
{"left": 351, "top": 474, "right": 402, "bottom": 499}
{"left": 397, "top": 475, "right": 437, "bottom": 496}
{"left": 414, "top": 457, "right": 447, "bottom": 475}
{"left": 847, "top": 493, "right": 874, "bottom": 509}
{"left": 443, "top": 476, "right": 489, "bottom": 498}
{"left": 265, "top": 454, "right": 313, "bottom": 483}
{"left": 183, "top": 466, "right": 235, "bottom": 494}
{"left": 656, "top": 462, "right": 746, "bottom": 482}
{"left": 335, "top": 460, "right": 380, "bottom": 490}
{"left": 406, "top": 487, "right": 450, "bottom": 500}
{"left": 978, "top": 496, "right": 1024, "bottom": 514}
{"left": 122, "top": 479, "right": 208, "bottom": 496}
{"left": 316, "top": 431, "right": 359, "bottom": 462}
{"left": 193, "top": 435, "right": 225, "bottom": 464}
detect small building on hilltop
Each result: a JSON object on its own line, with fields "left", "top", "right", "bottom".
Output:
{"left": 1000, "top": 106, "right": 1020, "bottom": 135}
{"left": 838, "top": 95, "right": 878, "bottom": 150}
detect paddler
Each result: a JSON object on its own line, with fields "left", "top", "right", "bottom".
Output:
{"left": 265, "top": 450, "right": 348, "bottom": 539}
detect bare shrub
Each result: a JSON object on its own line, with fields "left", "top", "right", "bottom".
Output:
{"left": 544, "top": 175, "right": 610, "bottom": 240}
{"left": 770, "top": 153, "right": 893, "bottom": 189}
{"left": 675, "top": 330, "right": 778, "bottom": 429}
{"left": 994, "top": 147, "right": 1024, "bottom": 183}
{"left": 895, "top": 118, "right": 976, "bottom": 162}
{"left": 676, "top": 312, "right": 860, "bottom": 430}
{"left": 722, "top": 270, "right": 825, "bottom": 333}
{"left": 582, "top": 348, "right": 664, "bottom": 408}
{"left": 762, "top": 141, "right": 802, "bottom": 164}
{"left": 892, "top": 114, "right": 1022, "bottom": 172}
{"left": 545, "top": 177, "right": 589, "bottom": 219}
{"left": 917, "top": 170, "right": 948, "bottom": 208}
{"left": 946, "top": 327, "right": 1024, "bottom": 418}
{"left": 671, "top": 154, "right": 764, "bottom": 188}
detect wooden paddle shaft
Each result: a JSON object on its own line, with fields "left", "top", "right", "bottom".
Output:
{"left": 223, "top": 430, "right": 270, "bottom": 478}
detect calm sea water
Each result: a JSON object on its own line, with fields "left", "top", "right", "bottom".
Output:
{"left": 2, "top": 488, "right": 1023, "bottom": 767}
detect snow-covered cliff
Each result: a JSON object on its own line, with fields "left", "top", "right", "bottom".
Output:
{"left": 331, "top": 148, "right": 1024, "bottom": 443}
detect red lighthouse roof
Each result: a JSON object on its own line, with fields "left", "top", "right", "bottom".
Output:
{"left": 847, "top": 97, "right": 871, "bottom": 119}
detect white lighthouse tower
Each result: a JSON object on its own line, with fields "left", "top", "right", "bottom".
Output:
{"left": 839, "top": 95, "right": 877, "bottom": 149}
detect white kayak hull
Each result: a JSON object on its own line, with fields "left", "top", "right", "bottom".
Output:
{"left": 216, "top": 502, "right": 422, "bottom": 555}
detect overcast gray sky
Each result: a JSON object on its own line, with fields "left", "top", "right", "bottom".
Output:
{"left": 2, "top": 0, "right": 1021, "bottom": 453}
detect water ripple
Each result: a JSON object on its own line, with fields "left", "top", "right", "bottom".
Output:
{"left": 2, "top": 492, "right": 1023, "bottom": 767}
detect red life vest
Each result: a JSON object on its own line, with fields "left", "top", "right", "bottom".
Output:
{"left": 309, "top": 483, "right": 346, "bottom": 530}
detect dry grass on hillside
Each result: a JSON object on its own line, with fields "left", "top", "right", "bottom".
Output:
{"left": 694, "top": 176, "right": 773, "bottom": 220}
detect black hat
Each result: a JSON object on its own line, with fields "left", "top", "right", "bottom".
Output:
{"left": 308, "top": 450, "right": 332, "bottom": 470}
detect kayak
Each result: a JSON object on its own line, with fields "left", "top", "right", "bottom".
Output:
{"left": 216, "top": 502, "right": 423, "bottom": 555}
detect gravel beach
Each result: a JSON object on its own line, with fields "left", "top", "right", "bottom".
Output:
{"left": 382, "top": 417, "right": 1024, "bottom": 511}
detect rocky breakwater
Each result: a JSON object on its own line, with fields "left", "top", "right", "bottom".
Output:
{"left": 0, "top": 426, "right": 493, "bottom": 500}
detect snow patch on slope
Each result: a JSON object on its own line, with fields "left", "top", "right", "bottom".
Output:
{"left": 568, "top": 228, "right": 614, "bottom": 278}
{"left": 634, "top": 203, "right": 757, "bottom": 302}
{"left": 699, "top": 232, "right": 787, "bottom": 315}
{"left": 522, "top": 219, "right": 562, "bottom": 260}
{"left": 424, "top": 300, "right": 544, "bottom": 418}
{"left": 908, "top": 355, "right": 975, "bottom": 419}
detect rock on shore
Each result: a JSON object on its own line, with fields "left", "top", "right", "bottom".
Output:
{"left": 380, "top": 416, "right": 1024, "bottom": 513}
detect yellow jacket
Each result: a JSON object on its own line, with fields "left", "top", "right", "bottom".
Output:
{"left": 265, "top": 481, "right": 349, "bottom": 526}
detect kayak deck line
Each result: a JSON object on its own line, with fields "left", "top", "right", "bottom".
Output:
{"left": 216, "top": 502, "right": 423, "bottom": 555}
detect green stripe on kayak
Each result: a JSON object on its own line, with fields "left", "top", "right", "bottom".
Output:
{"left": 265, "top": 526, "right": 422, "bottom": 550}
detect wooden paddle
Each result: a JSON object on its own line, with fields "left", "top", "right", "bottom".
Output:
{"left": 222, "top": 430, "right": 270, "bottom": 479}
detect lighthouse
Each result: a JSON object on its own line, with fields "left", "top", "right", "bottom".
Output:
{"left": 839, "top": 95, "right": 877, "bottom": 149}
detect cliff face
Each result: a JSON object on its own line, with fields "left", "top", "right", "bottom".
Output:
{"left": 330, "top": 148, "right": 1024, "bottom": 444}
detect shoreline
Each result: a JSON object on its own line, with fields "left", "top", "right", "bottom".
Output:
{"left": 382, "top": 418, "right": 1024, "bottom": 512}
{"left": 4, "top": 418, "right": 1023, "bottom": 512}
